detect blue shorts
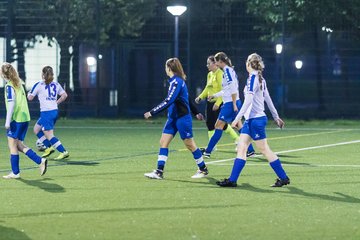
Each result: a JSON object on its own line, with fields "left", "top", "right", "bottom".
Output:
{"left": 163, "top": 114, "right": 193, "bottom": 140}
{"left": 241, "top": 116, "right": 268, "bottom": 140}
{"left": 218, "top": 100, "right": 241, "bottom": 123}
{"left": 37, "top": 110, "right": 58, "bottom": 131}
{"left": 7, "top": 121, "right": 29, "bottom": 141}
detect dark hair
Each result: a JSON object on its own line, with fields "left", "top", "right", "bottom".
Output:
{"left": 166, "top": 58, "right": 186, "bottom": 80}
{"left": 214, "top": 52, "right": 233, "bottom": 67}
{"left": 42, "top": 66, "right": 54, "bottom": 85}
{"left": 207, "top": 55, "right": 215, "bottom": 63}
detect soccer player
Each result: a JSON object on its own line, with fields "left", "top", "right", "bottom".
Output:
{"left": 27, "top": 66, "right": 69, "bottom": 160}
{"left": 195, "top": 55, "right": 240, "bottom": 149}
{"left": 1, "top": 62, "right": 48, "bottom": 179}
{"left": 201, "top": 52, "right": 255, "bottom": 158}
{"left": 144, "top": 58, "right": 208, "bottom": 179}
{"left": 216, "top": 53, "right": 290, "bottom": 187}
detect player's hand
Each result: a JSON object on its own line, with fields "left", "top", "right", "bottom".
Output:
{"left": 275, "top": 118, "right": 285, "bottom": 129}
{"left": 144, "top": 112, "right": 152, "bottom": 119}
{"left": 196, "top": 113, "right": 204, "bottom": 121}
{"left": 233, "top": 105, "right": 238, "bottom": 113}
{"left": 195, "top": 97, "right": 201, "bottom": 104}
{"left": 212, "top": 104, "right": 219, "bottom": 111}
{"left": 207, "top": 95, "right": 214, "bottom": 101}
{"left": 231, "top": 120, "right": 242, "bottom": 130}
{"left": 5, "top": 124, "right": 10, "bottom": 129}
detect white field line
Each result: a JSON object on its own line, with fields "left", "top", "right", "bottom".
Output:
{"left": 213, "top": 163, "right": 360, "bottom": 168}
{"left": 207, "top": 140, "right": 360, "bottom": 165}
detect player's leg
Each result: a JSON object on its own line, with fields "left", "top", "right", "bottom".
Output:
{"left": 3, "top": 136, "right": 21, "bottom": 179}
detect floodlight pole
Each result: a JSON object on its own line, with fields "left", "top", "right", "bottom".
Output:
{"left": 174, "top": 15, "right": 179, "bottom": 57}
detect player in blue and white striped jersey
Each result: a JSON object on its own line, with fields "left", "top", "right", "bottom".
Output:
{"left": 201, "top": 52, "right": 255, "bottom": 158}
{"left": 144, "top": 58, "right": 208, "bottom": 179}
{"left": 217, "top": 53, "right": 289, "bottom": 187}
{"left": 27, "top": 66, "right": 69, "bottom": 160}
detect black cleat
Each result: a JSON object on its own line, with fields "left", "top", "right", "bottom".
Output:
{"left": 216, "top": 178, "right": 237, "bottom": 187}
{"left": 271, "top": 177, "right": 290, "bottom": 187}
{"left": 246, "top": 151, "right": 256, "bottom": 158}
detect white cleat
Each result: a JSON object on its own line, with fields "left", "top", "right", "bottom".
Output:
{"left": 191, "top": 169, "right": 209, "bottom": 179}
{"left": 144, "top": 170, "right": 163, "bottom": 179}
{"left": 3, "top": 172, "right": 20, "bottom": 179}
{"left": 39, "top": 158, "right": 48, "bottom": 176}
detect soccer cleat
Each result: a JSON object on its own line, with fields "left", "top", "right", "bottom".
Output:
{"left": 54, "top": 151, "right": 70, "bottom": 160}
{"left": 246, "top": 151, "right": 256, "bottom": 158}
{"left": 216, "top": 178, "right": 237, "bottom": 187}
{"left": 191, "top": 168, "right": 209, "bottom": 179}
{"left": 271, "top": 177, "right": 290, "bottom": 187}
{"left": 200, "top": 148, "right": 211, "bottom": 158}
{"left": 42, "top": 146, "right": 55, "bottom": 158}
{"left": 3, "top": 172, "right": 20, "bottom": 179}
{"left": 144, "top": 170, "right": 163, "bottom": 179}
{"left": 39, "top": 158, "right": 48, "bottom": 176}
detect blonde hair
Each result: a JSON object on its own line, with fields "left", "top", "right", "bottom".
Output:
{"left": 42, "top": 66, "right": 54, "bottom": 85}
{"left": 166, "top": 58, "right": 186, "bottom": 80}
{"left": 1, "top": 62, "right": 22, "bottom": 88}
{"left": 247, "top": 53, "right": 265, "bottom": 90}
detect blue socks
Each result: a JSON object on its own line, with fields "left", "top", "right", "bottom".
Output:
{"left": 229, "top": 158, "right": 246, "bottom": 182}
{"left": 25, "top": 149, "right": 42, "bottom": 164}
{"left": 157, "top": 148, "right": 168, "bottom": 171}
{"left": 50, "top": 137, "right": 66, "bottom": 152}
{"left": 247, "top": 143, "right": 255, "bottom": 153}
{"left": 270, "top": 159, "right": 288, "bottom": 180}
{"left": 206, "top": 129, "right": 223, "bottom": 153}
{"left": 36, "top": 131, "right": 51, "bottom": 148}
{"left": 192, "top": 148, "right": 206, "bottom": 170}
{"left": 10, "top": 154, "right": 20, "bottom": 174}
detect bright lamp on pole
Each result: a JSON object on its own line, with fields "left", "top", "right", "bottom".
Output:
{"left": 167, "top": 6, "right": 187, "bottom": 57}
{"left": 275, "top": 44, "right": 283, "bottom": 54}
{"left": 295, "top": 60, "right": 303, "bottom": 70}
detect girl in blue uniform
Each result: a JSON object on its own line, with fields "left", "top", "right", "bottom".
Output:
{"left": 144, "top": 58, "right": 208, "bottom": 179}
{"left": 216, "top": 53, "right": 289, "bottom": 187}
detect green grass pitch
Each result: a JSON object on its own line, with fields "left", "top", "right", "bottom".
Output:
{"left": 1, "top": 118, "right": 359, "bottom": 240}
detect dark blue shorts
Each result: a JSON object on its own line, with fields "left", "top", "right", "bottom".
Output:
{"left": 241, "top": 116, "right": 268, "bottom": 140}
{"left": 37, "top": 110, "right": 58, "bottom": 131}
{"left": 218, "top": 100, "right": 241, "bottom": 123}
{"left": 7, "top": 121, "right": 29, "bottom": 141}
{"left": 163, "top": 114, "right": 193, "bottom": 140}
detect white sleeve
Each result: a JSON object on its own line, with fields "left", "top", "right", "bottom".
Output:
{"left": 29, "top": 82, "right": 40, "bottom": 96}
{"left": 57, "top": 83, "right": 65, "bottom": 95}
{"left": 264, "top": 86, "right": 280, "bottom": 120}
{"left": 5, "top": 87, "right": 16, "bottom": 127}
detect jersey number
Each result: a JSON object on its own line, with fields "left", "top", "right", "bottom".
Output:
{"left": 45, "top": 84, "right": 57, "bottom": 97}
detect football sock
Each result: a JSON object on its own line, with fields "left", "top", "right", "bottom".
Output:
{"left": 25, "top": 149, "right": 42, "bottom": 164}
{"left": 229, "top": 158, "right": 246, "bottom": 182}
{"left": 224, "top": 126, "right": 239, "bottom": 140}
{"left": 36, "top": 131, "right": 51, "bottom": 148}
{"left": 206, "top": 129, "right": 223, "bottom": 153}
{"left": 157, "top": 148, "right": 168, "bottom": 171}
{"left": 192, "top": 148, "right": 206, "bottom": 170}
{"left": 270, "top": 159, "right": 288, "bottom": 180}
{"left": 50, "top": 137, "right": 66, "bottom": 153}
{"left": 247, "top": 143, "right": 255, "bottom": 153}
{"left": 10, "top": 154, "right": 20, "bottom": 174}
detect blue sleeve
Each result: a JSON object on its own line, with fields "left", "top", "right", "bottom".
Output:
{"left": 6, "top": 86, "right": 15, "bottom": 101}
{"left": 150, "top": 79, "right": 182, "bottom": 116}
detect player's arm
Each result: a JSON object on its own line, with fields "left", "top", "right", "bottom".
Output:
{"left": 27, "top": 82, "right": 40, "bottom": 101}
{"left": 57, "top": 92, "right": 68, "bottom": 105}
{"left": 5, "top": 86, "right": 16, "bottom": 129}
{"left": 264, "top": 85, "right": 284, "bottom": 128}
{"left": 145, "top": 80, "right": 182, "bottom": 118}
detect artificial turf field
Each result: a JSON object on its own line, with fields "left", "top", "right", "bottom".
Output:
{"left": 0, "top": 118, "right": 359, "bottom": 240}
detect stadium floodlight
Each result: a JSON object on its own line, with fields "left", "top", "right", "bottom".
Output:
{"left": 295, "top": 60, "right": 303, "bottom": 70}
{"left": 275, "top": 44, "right": 283, "bottom": 54}
{"left": 167, "top": 6, "right": 187, "bottom": 16}
{"left": 322, "top": 26, "right": 333, "bottom": 33}
{"left": 86, "top": 56, "right": 97, "bottom": 67}
{"left": 167, "top": 5, "right": 187, "bottom": 57}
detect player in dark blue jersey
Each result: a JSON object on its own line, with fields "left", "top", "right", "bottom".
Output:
{"left": 144, "top": 58, "right": 208, "bottom": 179}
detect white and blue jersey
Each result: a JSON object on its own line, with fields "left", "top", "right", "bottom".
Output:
{"left": 213, "top": 65, "right": 239, "bottom": 103}
{"left": 234, "top": 71, "right": 280, "bottom": 140}
{"left": 29, "top": 80, "right": 65, "bottom": 131}
{"left": 29, "top": 81, "right": 65, "bottom": 112}
{"left": 149, "top": 75, "right": 193, "bottom": 139}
